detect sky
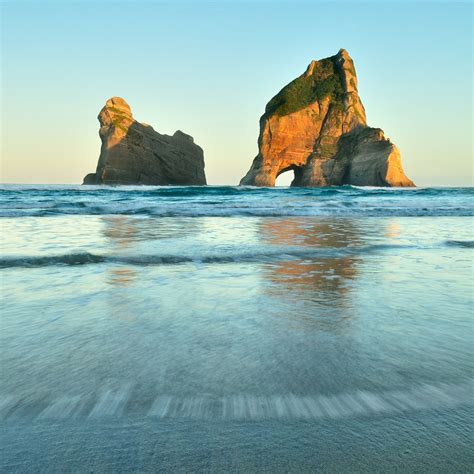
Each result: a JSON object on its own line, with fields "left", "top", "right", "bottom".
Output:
{"left": 1, "top": 0, "right": 472, "bottom": 186}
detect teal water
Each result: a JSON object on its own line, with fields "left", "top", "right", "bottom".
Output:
{"left": 0, "top": 186, "right": 473, "bottom": 471}
{"left": 0, "top": 185, "right": 473, "bottom": 218}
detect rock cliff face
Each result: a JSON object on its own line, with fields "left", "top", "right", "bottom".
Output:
{"left": 83, "top": 97, "right": 206, "bottom": 185}
{"left": 240, "top": 49, "right": 414, "bottom": 187}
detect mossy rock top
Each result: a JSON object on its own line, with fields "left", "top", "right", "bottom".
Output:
{"left": 264, "top": 55, "right": 345, "bottom": 118}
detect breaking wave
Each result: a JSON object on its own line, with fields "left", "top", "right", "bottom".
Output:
{"left": 0, "top": 244, "right": 419, "bottom": 268}
{"left": 1, "top": 379, "right": 472, "bottom": 421}
{"left": 0, "top": 185, "right": 473, "bottom": 217}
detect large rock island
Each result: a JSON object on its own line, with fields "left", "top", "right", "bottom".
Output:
{"left": 240, "top": 49, "right": 414, "bottom": 187}
{"left": 83, "top": 97, "right": 206, "bottom": 185}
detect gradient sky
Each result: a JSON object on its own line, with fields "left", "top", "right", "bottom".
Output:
{"left": 1, "top": 0, "right": 472, "bottom": 186}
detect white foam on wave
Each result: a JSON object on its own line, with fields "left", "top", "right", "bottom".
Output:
{"left": 1, "top": 380, "right": 471, "bottom": 422}
{"left": 88, "top": 388, "right": 131, "bottom": 418}
{"left": 1, "top": 185, "right": 473, "bottom": 218}
{"left": 38, "top": 396, "right": 86, "bottom": 419}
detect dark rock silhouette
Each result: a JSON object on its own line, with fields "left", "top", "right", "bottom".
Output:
{"left": 83, "top": 97, "right": 206, "bottom": 185}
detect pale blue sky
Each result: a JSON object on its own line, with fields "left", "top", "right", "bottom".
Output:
{"left": 1, "top": 0, "right": 472, "bottom": 185}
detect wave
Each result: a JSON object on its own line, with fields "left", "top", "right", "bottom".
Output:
{"left": 0, "top": 245, "right": 419, "bottom": 268}
{"left": 1, "top": 379, "right": 471, "bottom": 421}
{"left": 0, "top": 253, "right": 107, "bottom": 268}
{"left": 1, "top": 185, "right": 472, "bottom": 198}
{"left": 445, "top": 240, "right": 474, "bottom": 248}
{"left": 1, "top": 202, "right": 473, "bottom": 218}
{"left": 1, "top": 208, "right": 472, "bottom": 218}
{"left": 0, "top": 186, "right": 473, "bottom": 218}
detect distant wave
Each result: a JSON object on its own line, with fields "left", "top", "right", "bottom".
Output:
{"left": 1, "top": 208, "right": 472, "bottom": 218}
{"left": 0, "top": 253, "right": 107, "bottom": 268}
{"left": 0, "top": 185, "right": 472, "bottom": 218}
{"left": 0, "top": 245, "right": 420, "bottom": 268}
{"left": 445, "top": 240, "right": 474, "bottom": 248}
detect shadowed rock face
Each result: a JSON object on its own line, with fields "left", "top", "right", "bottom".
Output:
{"left": 83, "top": 97, "right": 206, "bottom": 185}
{"left": 240, "top": 49, "right": 414, "bottom": 187}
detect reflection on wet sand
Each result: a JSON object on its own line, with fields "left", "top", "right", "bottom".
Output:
{"left": 102, "top": 217, "right": 138, "bottom": 293}
{"left": 98, "top": 216, "right": 369, "bottom": 320}
{"left": 108, "top": 268, "right": 136, "bottom": 287}
{"left": 101, "top": 215, "right": 202, "bottom": 243}
{"left": 102, "top": 216, "right": 139, "bottom": 249}
{"left": 101, "top": 217, "right": 140, "bottom": 321}
{"left": 258, "top": 219, "right": 363, "bottom": 306}
{"left": 99, "top": 216, "right": 203, "bottom": 321}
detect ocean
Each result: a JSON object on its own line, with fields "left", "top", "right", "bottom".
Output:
{"left": 1, "top": 185, "right": 473, "bottom": 471}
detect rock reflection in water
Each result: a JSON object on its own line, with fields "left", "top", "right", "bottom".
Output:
{"left": 101, "top": 215, "right": 202, "bottom": 244}
{"left": 258, "top": 219, "right": 362, "bottom": 307}
{"left": 108, "top": 268, "right": 136, "bottom": 287}
{"left": 99, "top": 216, "right": 203, "bottom": 321}
{"left": 101, "top": 217, "right": 140, "bottom": 322}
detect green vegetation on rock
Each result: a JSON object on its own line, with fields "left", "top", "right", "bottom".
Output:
{"left": 265, "top": 57, "right": 344, "bottom": 118}
{"left": 107, "top": 107, "right": 131, "bottom": 133}
{"left": 113, "top": 121, "right": 128, "bottom": 133}
{"left": 108, "top": 106, "right": 129, "bottom": 115}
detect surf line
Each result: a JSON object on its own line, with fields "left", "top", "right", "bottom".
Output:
{"left": 1, "top": 380, "right": 471, "bottom": 421}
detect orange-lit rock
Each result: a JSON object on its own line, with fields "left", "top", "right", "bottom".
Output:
{"left": 240, "top": 49, "right": 414, "bottom": 187}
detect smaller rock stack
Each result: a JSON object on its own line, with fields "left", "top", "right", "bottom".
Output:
{"left": 83, "top": 97, "right": 206, "bottom": 185}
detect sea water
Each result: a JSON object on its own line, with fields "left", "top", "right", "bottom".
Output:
{"left": 1, "top": 185, "right": 473, "bottom": 471}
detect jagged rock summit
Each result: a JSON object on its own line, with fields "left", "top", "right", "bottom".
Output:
{"left": 240, "top": 49, "right": 414, "bottom": 187}
{"left": 83, "top": 97, "right": 206, "bottom": 185}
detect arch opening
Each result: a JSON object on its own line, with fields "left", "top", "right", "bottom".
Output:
{"left": 275, "top": 165, "right": 303, "bottom": 187}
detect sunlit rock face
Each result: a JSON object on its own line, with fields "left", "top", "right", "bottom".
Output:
{"left": 83, "top": 97, "right": 206, "bottom": 185}
{"left": 240, "top": 49, "right": 414, "bottom": 187}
